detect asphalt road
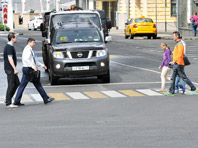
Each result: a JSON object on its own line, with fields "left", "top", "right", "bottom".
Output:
{"left": 0, "top": 30, "right": 198, "bottom": 148}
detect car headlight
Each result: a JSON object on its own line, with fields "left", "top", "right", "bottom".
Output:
{"left": 53, "top": 51, "right": 64, "bottom": 59}
{"left": 96, "top": 50, "right": 107, "bottom": 57}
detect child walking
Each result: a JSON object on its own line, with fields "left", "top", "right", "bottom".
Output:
{"left": 159, "top": 42, "right": 172, "bottom": 92}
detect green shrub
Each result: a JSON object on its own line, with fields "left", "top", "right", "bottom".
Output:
{"left": 0, "top": 24, "right": 10, "bottom": 31}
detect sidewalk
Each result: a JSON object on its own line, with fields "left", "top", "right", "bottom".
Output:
{"left": 109, "top": 29, "right": 198, "bottom": 40}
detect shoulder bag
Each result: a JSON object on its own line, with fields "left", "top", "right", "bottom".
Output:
{"left": 183, "top": 55, "right": 190, "bottom": 66}
{"left": 28, "top": 49, "right": 41, "bottom": 83}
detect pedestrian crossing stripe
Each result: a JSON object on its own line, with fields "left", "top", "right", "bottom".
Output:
{"left": 0, "top": 89, "right": 198, "bottom": 104}
{"left": 84, "top": 91, "right": 107, "bottom": 99}
{"left": 22, "top": 94, "right": 34, "bottom": 102}
{"left": 136, "top": 89, "right": 163, "bottom": 96}
{"left": 49, "top": 93, "right": 70, "bottom": 100}
{"left": 30, "top": 94, "right": 43, "bottom": 101}
{"left": 66, "top": 92, "right": 89, "bottom": 100}
{"left": 101, "top": 90, "right": 126, "bottom": 98}
{"left": 119, "top": 90, "right": 144, "bottom": 97}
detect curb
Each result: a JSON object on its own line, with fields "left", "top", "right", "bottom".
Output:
{"left": 0, "top": 32, "right": 23, "bottom": 36}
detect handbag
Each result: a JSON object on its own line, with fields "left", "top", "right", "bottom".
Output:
{"left": 183, "top": 55, "right": 190, "bottom": 66}
{"left": 28, "top": 69, "right": 40, "bottom": 83}
{"left": 28, "top": 49, "right": 41, "bottom": 83}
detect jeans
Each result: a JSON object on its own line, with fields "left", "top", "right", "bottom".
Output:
{"left": 169, "top": 63, "right": 196, "bottom": 94}
{"left": 192, "top": 23, "right": 198, "bottom": 34}
{"left": 175, "top": 75, "right": 185, "bottom": 90}
{"left": 5, "top": 70, "right": 20, "bottom": 105}
{"left": 14, "top": 67, "right": 49, "bottom": 104}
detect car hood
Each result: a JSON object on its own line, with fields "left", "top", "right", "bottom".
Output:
{"left": 52, "top": 42, "right": 105, "bottom": 51}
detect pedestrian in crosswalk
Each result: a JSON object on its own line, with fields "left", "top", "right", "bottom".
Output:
{"left": 13, "top": 38, "right": 54, "bottom": 105}
{"left": 164, "top": 31, "right": 198, "bottom": 96}
{"left": 158, "top": 42, "right": 171, "bottom": 92}
{"left": 3, "top": 32, "right": 20, "bottom": 108}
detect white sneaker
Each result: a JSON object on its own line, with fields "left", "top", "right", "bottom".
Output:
{"left": 6, "top": 104, "right": 18, "bottom": 108}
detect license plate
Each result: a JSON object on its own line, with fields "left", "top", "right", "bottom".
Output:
{"left": 72, "top": 66, "right": 89, "bottom": 71}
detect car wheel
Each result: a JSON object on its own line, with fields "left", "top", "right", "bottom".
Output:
{"left": 153, "top": 35, "right": 157, "bottom": 39}
{"left": 98, "top": 70, "right": 110, "bottom": 83}
{"left": 33, "top": 24, "right": 37, "bottom": 31}
{"left": 130, "top": 31, "right": 134, "bottom": 39}
{"left": 49, "top": 66, "right": 59, "bottom": 85}
{"left": 125, "top": 31, "right": 129, "bottom": 39}
{"left": 147, "top": 36, "right": 151, "bottom": 39}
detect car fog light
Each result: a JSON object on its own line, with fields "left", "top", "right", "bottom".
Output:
{"left": 100, "top": 62, "right": 105, "bottom": 67}
{"left": 56, "top": 64, "right": 61, "bottom": 69}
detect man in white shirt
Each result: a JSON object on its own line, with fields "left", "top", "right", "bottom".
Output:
{"left": 14, "top": 38, "right": 54, "bottom": 105}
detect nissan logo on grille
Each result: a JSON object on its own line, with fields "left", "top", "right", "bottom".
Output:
{"left": 77, "top": 52, "right": 83, "bottom": 58}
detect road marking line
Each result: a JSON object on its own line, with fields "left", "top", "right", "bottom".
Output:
{"left": 22, "top": 94, "right": 34, "bottom": 102}
{"left": 111, "top": 61, "right": 161, "bottom": 74}
{"left": 66, "top": 92, "right": 89, "bottom": 100}
{"left": 110, "top": 55, "right": 117, "bottom": 59}
{"left": 119, "top": 90, "right": 144, "bottom": 97}
{"left": 30, "top": 94, "right": 43, "bottom": 101}
{"left": 49, "top": 93, "right": 70, "bottom": 100}
{"left": 136, "top": 89, "right": 163, "bottom": 96}
{"left": 101, "top": 91, "right": 126, "bottom": 98}
{"left": 84, "top": 91, "right": 107, "bottom": 99}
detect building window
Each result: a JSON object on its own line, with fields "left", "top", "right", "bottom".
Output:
{"left": 171, "top": 0, "right": 177, "bottom": 17}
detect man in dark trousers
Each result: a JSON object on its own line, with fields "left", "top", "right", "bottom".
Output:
{"left": 14, "top": 38, "right": 54, "bottom": 105}
{"left": 3, "top": 32, "right": 20, "bottom": 108}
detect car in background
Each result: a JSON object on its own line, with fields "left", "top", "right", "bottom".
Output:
{"left": 96, "top": 10, "right": 112, "bottom": 42}
{"left": 124, "top": 16, "right": 157, "bottom": 39}
{"left": 28, "top": 16, "right": 43, "bottom": 30}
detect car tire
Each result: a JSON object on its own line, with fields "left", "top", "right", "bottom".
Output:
{"left": 125, "top": 31, "right": 129, "bottom": 39}
{"left": 147, "top": 36, "right": 151, "bottom": 39}
{"left": 49, "top": 66, "right": 59, "bottom": 85}
{"left": 130, "top": 31, "right": 134, "bottom": 39}
{"left": 33, "top": 24, "right": 37, "bottom": 31}
{"left": 153, "top": 35, "right": 157, "bottom": 39}
{"left": 98, "top": 70, "right": 110, "bottom": 83}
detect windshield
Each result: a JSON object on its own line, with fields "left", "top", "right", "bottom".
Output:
{"left": 135, "top": 18, "right": 153, "bottom": 23}
{"left": 54, "top": 28, "right": 102, "bottom": 44}
{"left": 51, "top": 13, "right": 101, "bottom": 30}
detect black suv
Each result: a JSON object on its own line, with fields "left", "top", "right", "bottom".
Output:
{"left": 96, "top": 10, "right": 112, "bottom": 42}
{"left": 47, "top": 22, "right": 110, "bottom": 85}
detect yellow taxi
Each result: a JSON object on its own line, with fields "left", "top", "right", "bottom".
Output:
{"left": 124, "top": 16, "right": 157, "bottom": 39}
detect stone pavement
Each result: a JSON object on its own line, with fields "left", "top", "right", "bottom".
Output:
{"left": 109, "top": 29, "right": 198, "bottom": 40}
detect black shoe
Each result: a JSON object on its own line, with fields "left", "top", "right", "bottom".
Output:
{"left": 44, "top": 98, "right": 54, "bottom": 104}
{"left": 14, "top": 102, "right": 25, "bottom": 106}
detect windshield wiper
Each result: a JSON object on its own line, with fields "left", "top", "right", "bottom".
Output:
{"left": 56, "top": 41, "right": 73, "bottom": 44}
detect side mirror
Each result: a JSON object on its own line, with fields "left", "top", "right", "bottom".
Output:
{"left": 105, "top": 36, "right": 112, "bottom": 42}
{"left": 40, "top": 23, "right": 45, "bottom": 31}
{"left": 106, "top": 20, "right": 112, "bottom": 29}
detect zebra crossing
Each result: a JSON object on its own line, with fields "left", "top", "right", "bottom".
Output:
{"left": 0, "top": 88, "right": 197, "bottom": 105}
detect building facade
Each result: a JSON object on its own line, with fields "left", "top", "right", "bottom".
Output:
{"left": 93, "top": 0, "right": 178, "bottom": 31}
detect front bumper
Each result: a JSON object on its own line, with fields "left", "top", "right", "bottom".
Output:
{"left": 51, "top": 56, "right": 109, "bottom": 78}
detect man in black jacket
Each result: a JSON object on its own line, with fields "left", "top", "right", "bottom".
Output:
{"left": 3, "top": 32, "right": 20, "bottom": 108}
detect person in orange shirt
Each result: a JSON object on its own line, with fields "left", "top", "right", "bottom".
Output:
{"left": 164, "top": 31, "right": 197, "bottom": 96}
